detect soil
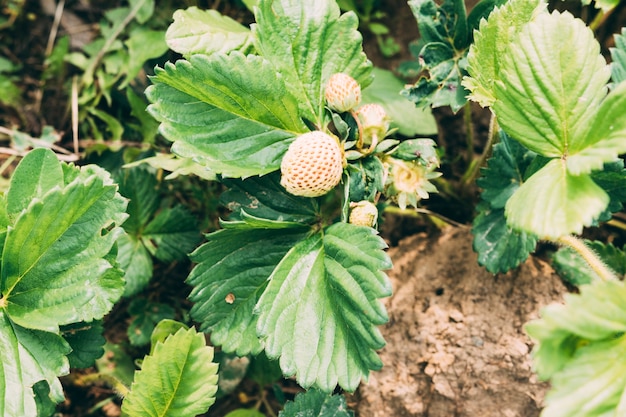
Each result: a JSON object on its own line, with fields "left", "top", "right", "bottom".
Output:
{"left": 351, "top": 227, "right": 567, "bottom": 417}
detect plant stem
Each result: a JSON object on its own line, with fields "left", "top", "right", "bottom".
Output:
{"left": 555, "top": 235, "right": 618, "bottom": 282}
{"left": 461, "top": 112, "right": 498, "bottom": 186}
{"left": 463, "top": 101, "right": 474, "bottom": 167}
{"left": 77, "top": 373, "right": 130, "bottom": 398}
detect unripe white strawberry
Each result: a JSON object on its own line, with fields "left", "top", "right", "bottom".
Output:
{"left": 356, "top": 103, "right": 389, "bottom": 144}
{"left": 280, "top": 131, "right": 344, "bottom": 198}
{"left": 349, "top": 201, "right": 379, "bottom": 227}
{"left": 325, "top": 73, "right": 361, "bottom": 112}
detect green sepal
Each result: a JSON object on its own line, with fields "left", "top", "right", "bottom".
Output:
{"left": 256, "top": 223, "right": 391, "bottom": 392}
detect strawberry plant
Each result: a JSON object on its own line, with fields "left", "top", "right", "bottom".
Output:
{"left": 147, "top": 0, "right": 440, "bottom": 396}
{"left": 462, "top": 0, "right": 626, "bottom": 415}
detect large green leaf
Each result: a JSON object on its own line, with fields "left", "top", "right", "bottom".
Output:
{"left": 188, "top": 218, "right": 309, "bottom": 356}
{"left": 165, "top": 6, "right": 253, "bottom": 57}
{"left": 2, "top": 157, "right": 128, "bottom": 332}
{"left": 526, "top": 280, "right": 626, "bottom": 417}
{"left": 611, "top": 28, "right": 626, "bottom": 85}
{"left": 505, "top": 158, "right": 609, "bottom": 238}
{"left": 279, "top": 389, "right": 354, "bottom": 417}
{"left": 0, "top": 312, "right": 69, "bottom": 417}
{"left": 463, "top": 0, "right": 546, "bottom": 107}
{"left": 147, "top": 52, "right": 308, "bottom": 178}
{"left": 256, "top": 223, "right": 392, "bottom": 392}
{"left": 493, "top": 11, "right": 610, "bottom": 157}
{"left": 122, "top": 327, "right": 219, "bottom": 417}
{"left": 253, "top": 0, "right": 372, "bottom": 124}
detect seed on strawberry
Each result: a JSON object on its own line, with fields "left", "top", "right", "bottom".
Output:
{"left": 280, "top": 131, "right": 344, "bottom": 198}
{"left": 349, "top": 201, "right": 379, "bottom": 227}
{"left": 325, "top": 73, "right": 361, "bottom": 112}
{"left": 355, "top": 103, "right": 389, "bottom": 145}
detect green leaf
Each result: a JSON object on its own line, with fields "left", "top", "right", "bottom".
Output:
{"left": 126, "top": 89, "right": 160, "bottom": 143}
{"left": 566, "top": 82, "right": 626, "bottom": 175}
{"left": 6, "top": 148, "right": 63, "bottom": 218}
{"left": 347, "top": 156, "right": 385, "bottom": 202}
{"left": 253, "top": 0, "right": 372, "bottom": 124}
{"left": 149, "top": 319, "right": 188, "bottom": 354}
{"left": 611, "top": 28, "right": 626, "bottom": 85}
{"left": 257, "top": 223, "right": 392, "bottom": 392}
{"left": 165, "top": 6, "right": 253, "bottom": 57}
{"left": 279, "top": 389, "right": 354, "bottom": 417}
{"left": 129, "top": 0, "right": 154, "bottom": 24}
{"left": 121, "top": 27, "right": 168, "bottom": 88}
{"left": 127, "top": 299, "right": 176, "bottom": 346}
{"left": 216, "top": 353, "right": 250, "bottom": 396}
{"left": 188, "top": 220, "right": 309, "bottom": 356}
{"left": 466, "top": 0, "right": 508, "bottom": 36}
{"left": 493, "top": 11, "right": 610, "bottom": 157}
{"left": 95, "top": 342, "right": 135, "bottom": 388}
{"left": 361, "top": 67, "right": 437, "bottom": 136}
{"left": 526, "top": 280, "right": 626, "bottom": 417}
{"left": 142, "top": 205, "right": 201, "bottom": 263}
{"left": 62, "top": 321, "right": 106, "bottom": 368}
{"left": 147, "top": 52, "right": 307, "bottom": 178}
{"left": 221, "top": 174, "right": 318, "bottom": 224}
{"left": 118, "top": 167, "right": 159, "bottom": 234}
{"left": 247, "top": 351, "right": 283, "bottom": 387}
{"left": 591, "top": 160, "right": 626, "bottom": 222}
{"left": 2, "top": 154, "right": 128, "bottom": 332}
{"left": 463, "top": 0, "right": 546, "bottom": 107}
{"left": 552, "top": 240, "right": 626, "bottom": 286}
{"left": 0, "top": 311, "right": 70, "bottom": 417}
{"left": 225, "top": 410, "right": 266, "bottom": 417}
{"left": 125, "top": 153, "right": 216, "bottom": 181}
{"left": 472, "top": 205, "right": 538, "bottom": 273}
{"left": 117, "top": 233, "right": 153, "bottom": 297}
{"left": 122, "top": 327, "right": 219, "bottom": 417}
{"left": 505, "top": 158, "right": 609, "bottom": 238}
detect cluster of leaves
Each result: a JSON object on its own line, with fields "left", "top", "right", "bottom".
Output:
{"left": 399, "top": 0, "right": 507, "bottom": 112}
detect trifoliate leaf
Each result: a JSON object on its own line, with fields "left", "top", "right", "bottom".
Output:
{"left": 122, "top": 327, "right": 219, "bottom": 417}
{"left": 188, "top": 218, "right": 309, "bottom": 356}
{"left": 2, "top": 151, "right": 128, "bottom": 332}
{"left": 361, "top": 68, "right": 437, "bottom": 136}
{"left": 0, "top": 312, "right": 70, "bottom": 417}
{"left": 127, "top": 299, "right": 176, "bottom": 347}
{"left": 552, "top": 240, "right": 626, "bottom": 286}
{"left": 611, "top": 28, "right": 626, "bottom": 85}
{"left": 142, "top": 205, "right": 200, "bottom": 263}
{"left": 221, "top": 173, "right": 318, "bottom": 224}
{"left": 62, "top": 321, "right": 106, "bottom": 368}
{"left": 464, "top": 0, "right": 546, "bottom": 106}
{"left": 566, "top": 82, "right": 626, "bottom": 175}
{"left": 253, "top": 0, "right": 372, "bottom": 124}
{"left": 526, "top": 280, "right": 626, "bottom": 417}
{"left": 256, "top": 223, "right": 392, "bottom": 392}
{"left": 117, "top": 233, "right": 153, "bottom": 297}
{"left": 165, "top": 7, "right": 253, "bottom": 57}
{"left": 505, "top": 158, "right": 609, "bottom": 238}
{"left": 147, "top": 52, "right": 308, "bottom": 178}
{"left": 493, "top": 11, "right": 610, "bottom": 157}
{"left": 279, "top": 389, "right": 354, "bottom": 417}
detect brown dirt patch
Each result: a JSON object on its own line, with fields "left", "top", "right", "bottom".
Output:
{"left": 351, "top": 227, "right": 567, "bottom": 417}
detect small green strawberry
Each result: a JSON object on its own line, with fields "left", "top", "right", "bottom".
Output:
{"left": 349, "top": 201, "right": 379, "bottom": 227}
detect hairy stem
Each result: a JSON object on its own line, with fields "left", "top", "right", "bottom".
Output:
{"left": 555, "top": 235, "right": 618, "bottom": 282}
{"left": 462, "top": 112, "right": 498, "bottom": 186}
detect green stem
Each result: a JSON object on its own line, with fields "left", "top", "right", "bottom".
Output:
{"left": 589, "top": 6, "right": 615, "bottom": 32}
{"left": 555, "top": 235, "right": 618, "bottom": 282}
{"left": 461, "top": 112, "right": 498, "bottom": 186}
{"left": 463, "top": 101, "right": 474, "bottom": 166}
{"left": 78, "top": 373, "right": 130, "bottom": 398}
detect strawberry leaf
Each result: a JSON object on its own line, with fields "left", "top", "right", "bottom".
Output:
{"left": 165, "top": 6, "right": 253, "bottom": 57}
{"left": 493, "top": 11, "right": 610, "bottom": 157}
{"left": 256, "top": 223, "right": 392, "bottom": 392}
{"left": 147, "top": 52, "right": 308, "bottom": 178}
{"left": 279, "top": 389, "right": 354, "bottom": 417}
{"left": 122, "top": 327, "right": 219, "bottom": 417}
{"left": 253, "top": 0, "right": 372, "bottom": 124}
{"left": 526, "top": 280, "right": 626, "bottom": 417}
{"left": 188, "top": 218, "right": 309, "bottom": 356}
{"left": 62, "top": 321, "right": 106, "bottom": 369}
{"left": 591, "top": 160, "right": 626, "bottom": 222}
{"left": 551, "top": 240, "right": 626, "bottom": 286}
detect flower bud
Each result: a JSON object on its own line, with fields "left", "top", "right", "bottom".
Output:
{"left": 349, "top": 201, "right": 379, "bottom": 227}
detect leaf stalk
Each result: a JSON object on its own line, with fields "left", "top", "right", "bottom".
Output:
{"left": 555, "top": 234, "right": 618, "bottom": 282}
